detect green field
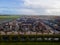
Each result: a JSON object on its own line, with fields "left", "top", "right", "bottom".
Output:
{"left": 0, "top": 15, "right": 20, "bottom": 21}
{"left": 0, "top": 15, "right": 21, "bottom": 24}
{"left": 0, "top": 15, "right": 20, "bottom": 19}
{"left": 0, "top": 42, "right": 60, "bottom": 45}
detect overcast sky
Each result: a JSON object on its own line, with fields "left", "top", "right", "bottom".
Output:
{"left": 0, "top": 0, "right": 60, "bottom": 15}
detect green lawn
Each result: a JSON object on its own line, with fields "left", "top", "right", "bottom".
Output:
{"left": 0, "top": 15, "right": 21, "bottom": 24}
{"left": 0, "top": 15, "right": 21, "bottom": 21}
{"left": 0, "top": 15, "right": 20, "bottom": 19}
{"left": 0, "top": 42, "right": 60, "bottom": 45}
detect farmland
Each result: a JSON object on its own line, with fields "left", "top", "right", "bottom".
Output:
{"left": 0, "top": 15, "right": 20, "bottom": 24}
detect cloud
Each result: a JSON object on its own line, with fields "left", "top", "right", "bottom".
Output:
{"left": 24, "top": 0, "right": 60, "bottom": 8}
{"left": 23, "top": 0, "right": 60, "bottom": 15}
{"left": 0, "top": 0, "right": 60, "bottom": 15}
{"left": 46, "top": 9, "right": 60, "bottom": 15}
{"left": 0, "top": 8, "right": 38, "bottom": 15}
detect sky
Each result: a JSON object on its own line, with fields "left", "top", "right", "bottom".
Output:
{"left": 0, "top": 0, "right": 60, "bottom": 15}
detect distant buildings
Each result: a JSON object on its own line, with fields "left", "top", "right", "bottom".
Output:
{"left": 0, "top": 16, "right": 60, "bottom": 35}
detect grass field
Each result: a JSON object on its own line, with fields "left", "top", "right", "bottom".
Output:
{"left": 0, "top": 42, "right": 60, "bottom": 45}
{"left": 0, "top": 15, "right": 20, "bottom": 19}
{"left": 0, "top": 15, "right": 20, "bottom": 21}
{"left": 0, "top": 15, "right": 21, "bottom": 24}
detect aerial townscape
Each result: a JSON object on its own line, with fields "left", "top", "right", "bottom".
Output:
{"left": 0, "top": 16, "right": 60, "bottom": 35}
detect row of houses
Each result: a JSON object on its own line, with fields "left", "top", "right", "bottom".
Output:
{"left": 0, "top": 16, "right": 60, "bottom": 35}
